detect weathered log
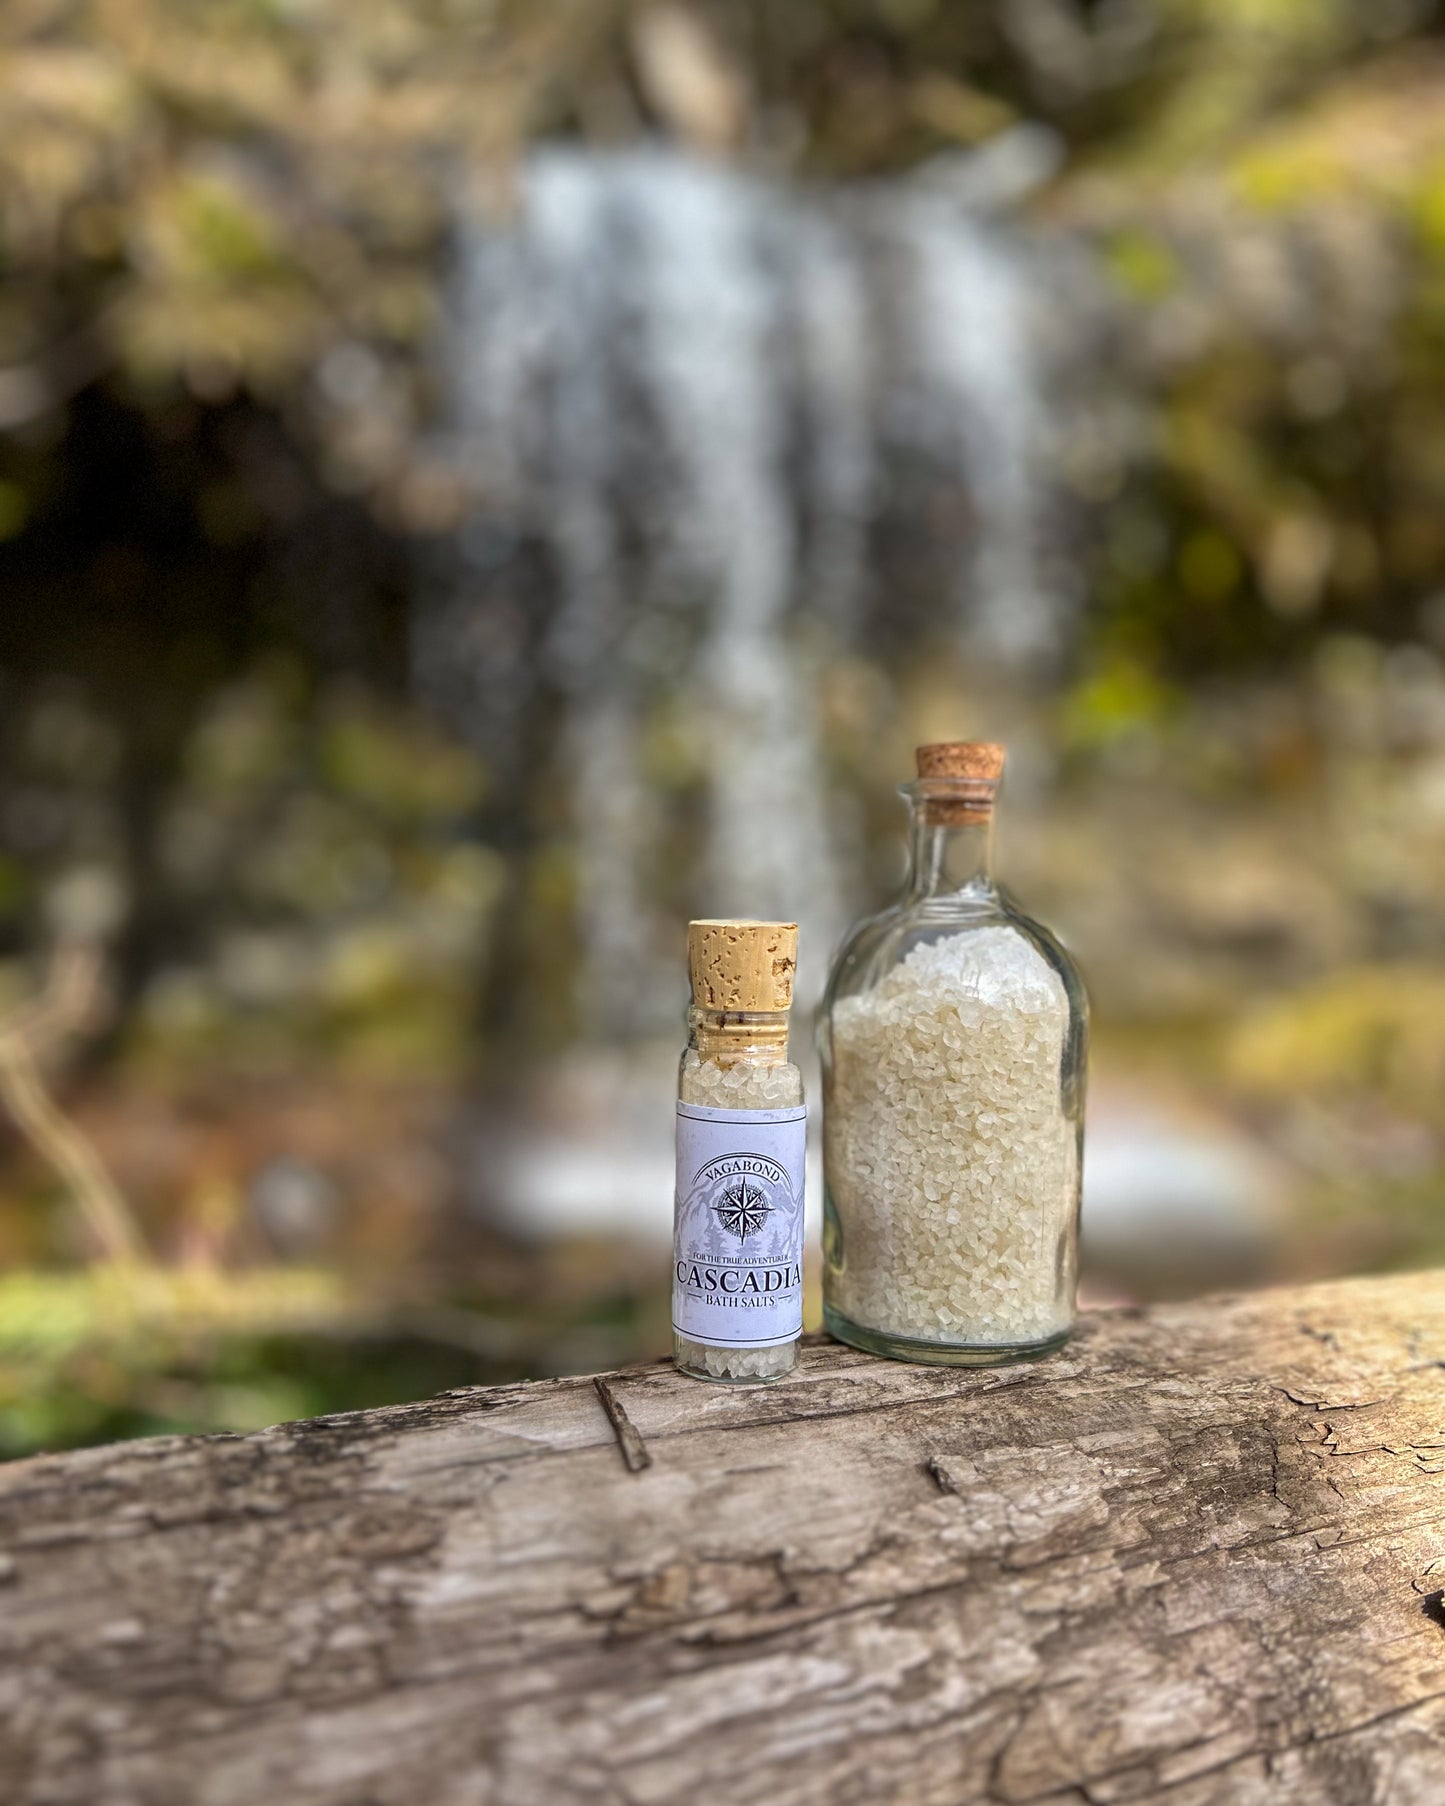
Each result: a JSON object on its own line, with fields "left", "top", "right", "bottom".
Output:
{"left": 2, "top": 1272, "right": 1444, "bottom": 1805}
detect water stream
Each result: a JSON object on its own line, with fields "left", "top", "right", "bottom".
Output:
{"left": 418, "top": 137, "right": 1078, "bottom": 1030}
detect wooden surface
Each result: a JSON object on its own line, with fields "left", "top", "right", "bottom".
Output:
{"left": 2, "top": 1272, "right": 1444, "bottom": 1805}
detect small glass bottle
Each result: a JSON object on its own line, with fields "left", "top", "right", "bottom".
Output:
{"left": 819, "top": 743, "right": 1087, "bottom": 1365}
{"left": 673, "top": 920, "right": 806, "bottom": 1384}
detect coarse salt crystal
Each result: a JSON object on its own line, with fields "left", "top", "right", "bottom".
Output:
{"left": 825, "top": 928, "right": 1078, "bottom": 1348}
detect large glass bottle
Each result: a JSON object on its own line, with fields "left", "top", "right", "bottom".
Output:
{"left": 819, "top": 743, "right": 1086, "bottom": 1365}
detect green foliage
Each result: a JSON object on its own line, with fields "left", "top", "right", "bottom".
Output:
{"left": 1104, "top": 230, "right": 1180, "bottom": 301}
{"left": 318, "top": 694, "right": 486, "bottom": 822}
{"left": 0, "top": 0, "right": 581, "bottom": 417}
{"left": 1060, "top": 652, "right": 1180, "bottom": 753}
{"left": 1228, "top": 965, "right": 1445, "bottom": 1118}
{"left": 0, "top": 1262, "right": 341, "bottom": 1456}
{"left": 0, "top": 1262, "right": 492, "bottom": 1456}
{"left": 127, "top": 664, "right": 504, "bottom": 1077}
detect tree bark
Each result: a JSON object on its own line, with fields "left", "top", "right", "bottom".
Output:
{"left": 2, "top": 1272, "right": 1444, "bottom": 1805}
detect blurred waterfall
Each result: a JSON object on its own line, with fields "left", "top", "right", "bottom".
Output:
{"left": 418, "top": 138, "right": 1076, "bottom": 1033}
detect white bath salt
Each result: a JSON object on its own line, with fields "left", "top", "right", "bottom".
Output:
{"left": 679, "top": 1050, "right": 803, "bottom": 1112}
{"left": 826, "top": 927, "right": 1078, "bottom": 1348}
{"left": 672, "top": 1334, "right": 797, "bottom": 1380}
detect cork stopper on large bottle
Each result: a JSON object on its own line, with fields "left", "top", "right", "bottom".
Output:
{"left": 688, "top": 920, "right": 798, "bottom": 1013}
{"left": 914, "top": 741, "right": 1005, "bottom": 824}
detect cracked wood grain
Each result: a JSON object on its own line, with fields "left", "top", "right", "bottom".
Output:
{"left": 1, "top": 1272, "right": 1444, "bottom": 1805}
{"left": 593, "top": 1375, "right": 652, "bottom": 1472}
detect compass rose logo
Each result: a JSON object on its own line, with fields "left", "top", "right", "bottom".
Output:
{"left": 712, "top": 1178, "right": 774, "bottom": 1242}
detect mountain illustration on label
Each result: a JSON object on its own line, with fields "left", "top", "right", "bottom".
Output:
{"left": 713, "top": 1178, "right": 774, "bottom": 1242}
{"left": 676, "top": 1150, "right": 799, "bottom": 1271}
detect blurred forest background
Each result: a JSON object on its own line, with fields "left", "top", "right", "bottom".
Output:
{"left": 4, "top": 0, "right": 1445, "bottom": 1457}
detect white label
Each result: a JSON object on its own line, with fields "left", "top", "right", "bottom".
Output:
{"left": 673, "top": 1101, "right": 807, "bottom": 1347}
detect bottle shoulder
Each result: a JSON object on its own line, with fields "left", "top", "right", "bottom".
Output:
{"left": 822, "top": 891, "right": 1087, "bottom": 1020}
{"left": 996, "top": 896, "right": 1089, "bottom": 1017}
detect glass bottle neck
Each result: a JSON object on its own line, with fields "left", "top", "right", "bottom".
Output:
{"left": 904, "top": 807, "right": 996, "bottom": 903}
{"left": 689, "top": 1008, "right": 790, "bottom": 1064}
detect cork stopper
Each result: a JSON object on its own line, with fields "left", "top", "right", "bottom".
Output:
{"left": 913, "top": 741, "right": 1005, "bottom": 825}
{"left": 688, "top": 920, "right": 797, "bottom": 1013}
{"left": 916, "top": 741, "right": 1006, "bottom": 783}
